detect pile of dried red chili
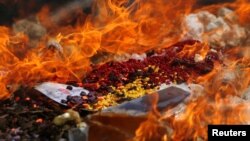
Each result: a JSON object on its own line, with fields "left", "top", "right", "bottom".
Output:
{"left": 65, "top": 40, "right": 219, "bottom": 109}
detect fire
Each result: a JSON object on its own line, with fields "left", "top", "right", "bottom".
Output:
{"left": 0, "top": 0, "right": 198, "bottom": 99}
{"left": 235, "top": 0, "right": 250, "bottom": 25}
{"left": 133, "top": 48, "right": 250, "bottom": 140}
{"left": 132, "top": 0, "right": 250, "bottom": 140}
{"left": 177, "top": 42, "right": 210, "bottom": 60}
{"left": 51, "top": 0, "right": 196, "bottom": 54}
{"left": 135, "top": 36, "right": 250, "bottom": 141}
{"left": 167, "top": 47, "right": 250, "bottom": 140}
{"left": 0, "top": 0, "right": 250, "bottom": 140}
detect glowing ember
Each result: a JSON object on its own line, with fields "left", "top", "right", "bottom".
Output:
{"left": 35, "top": 118, "right": 44, "bottom": 124}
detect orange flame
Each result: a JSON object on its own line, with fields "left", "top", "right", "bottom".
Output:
{"left": 170, "top": 48, "right": 250, "bottom": 140}
{"left": 132, "top": 0, "right": 250, "bottom": 138}
{"left": 134, "top": 93, "right": 166, "bottom": 141}
{"left": 0, "top": 0, "right": 249, "bottom": 139}
{"left": 0, "top": 0, "right": 198, "bottom": 99}
{"left": 235, "top": 0, "right": 250, "bottom": 25}
{"left": 133, "top": 47, "right": 250, "bottom": 140}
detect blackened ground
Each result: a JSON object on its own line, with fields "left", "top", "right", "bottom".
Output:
{"left": 0, "top": 99, "right": 64, "bottom": 140}
{"left": 0, "top": 85, "right": 98, "bottom": 140}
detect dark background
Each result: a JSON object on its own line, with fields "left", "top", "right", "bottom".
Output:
{"left": 0, "top": 0, "right": 235, "bottom": 26}
{"left": 0, "top": 0, "right": 92, "bottom": 26}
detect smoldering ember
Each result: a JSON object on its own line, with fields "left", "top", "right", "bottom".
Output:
{"left": 0, "top": 0, "right": 249, "bottom": 141}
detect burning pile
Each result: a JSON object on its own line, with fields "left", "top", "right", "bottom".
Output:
{"left": 0, "top": 0, "right": 250, "bottom": 140}
{"left": 64, "top": 40, "right": 219, "bottom": 110}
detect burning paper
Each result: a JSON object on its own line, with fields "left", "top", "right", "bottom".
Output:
{"left": 35, "top": 82, "right": 89, "bottom": 105}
